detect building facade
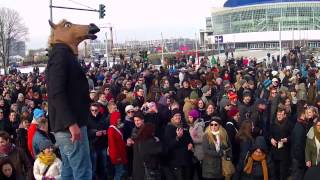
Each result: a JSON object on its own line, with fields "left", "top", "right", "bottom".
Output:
{"left": 201, "top": 0, "right": 320, "bottom": 51}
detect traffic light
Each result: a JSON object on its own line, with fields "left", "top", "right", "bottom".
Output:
{"left": 99, "top": 4, "right": 105, "bottom": 19}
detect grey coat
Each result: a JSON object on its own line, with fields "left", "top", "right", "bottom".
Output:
{"left": 202, "top": 134, "right": 224, "bottom": 179}
{"left": 189, "top": 119, "right": 205, "bottom": 161}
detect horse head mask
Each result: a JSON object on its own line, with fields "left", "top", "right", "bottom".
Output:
{"left": 48, "top": 19, "right": 100, "bottom": 55}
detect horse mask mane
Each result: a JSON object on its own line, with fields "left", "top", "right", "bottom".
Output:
{"left": 48, "top": 19, "right": 100, "bottom": 55}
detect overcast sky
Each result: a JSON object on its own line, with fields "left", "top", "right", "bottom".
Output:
{"left": 1, "top": 0, "right": 226, "bottom": 50}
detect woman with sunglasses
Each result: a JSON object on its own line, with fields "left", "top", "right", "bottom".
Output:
{"left": 202, "top": 117, "right": 232, "bottom": 180}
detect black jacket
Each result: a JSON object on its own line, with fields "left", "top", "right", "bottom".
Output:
{"left": 46, "top": 43, "right": 90, "bottom": 132}
{"left": 87, "top": 113, "right": 108, "bottom": 149}
{"left": 291, "top": 121, "right": 308, "bottom": 165}
{"left": 164, "top": 123, "right": 193, "bottom": 167}
{"left": 270, "top": 119, "right": 293, "bottom": 161}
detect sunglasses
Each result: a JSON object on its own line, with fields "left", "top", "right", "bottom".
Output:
{"left": 210, "top": 123, "right": 219, "bottom": 127}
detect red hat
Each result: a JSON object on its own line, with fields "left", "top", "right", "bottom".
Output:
{"left": 227, "top": 107, "right": 239, "bottom": 118}
{"left": 110, "top": 112, "right": 121, "bottom": 126}
{"left": 228, "top": 92, "right": 238, "bottom": 101}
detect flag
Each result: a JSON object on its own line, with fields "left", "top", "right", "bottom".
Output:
{"left": 210, "top": 56, "right": 217, "bottom": 67}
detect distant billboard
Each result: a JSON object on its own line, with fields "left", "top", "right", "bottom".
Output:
{"left": 215, "top": 36, "right": 223, "bottom": 43}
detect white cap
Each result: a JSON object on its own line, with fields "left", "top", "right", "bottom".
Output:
{"left": 125, "top": 105, "right": 134, "bottom": 113}
{"left": 271, "top": 71, "right": 278, "bottom": 76}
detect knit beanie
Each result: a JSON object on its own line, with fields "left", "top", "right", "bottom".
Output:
{"left": 227, "top": 107, "right": 239, "bottom": 118}
{"left": 220, "top": 98, "right": 231, "bottom": 108}
{"left": 201, "top": 85, "right": 210, "bottom": 94}
{"left": 39, "top": 140, "right": 53, "bottom": 152}
{"left": 228, "top": 91, "right": 238, "bottom": 101}
{"left": 190, "top": 91, "right": 199, "bottom": 100}
{"left": 188, "top": 109, "right": 200, "bottom": 119}
{"left": 171, "top": 109, "right": 181, "bottom": 119}
{"left": 33, "top": 108, "right": 45, "bottom": 121}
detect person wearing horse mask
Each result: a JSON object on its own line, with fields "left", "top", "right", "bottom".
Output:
{"left": 46, "top": 20, "right": 99, "bottom": 180}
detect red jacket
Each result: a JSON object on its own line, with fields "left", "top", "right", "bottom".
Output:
{"left": 108, "top": 112, "right": 127, "bottom": 165}
{"left": 27, "top": 123, "right": 37, "bottom": 158}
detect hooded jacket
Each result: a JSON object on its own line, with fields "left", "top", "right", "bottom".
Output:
{"left": 108, "top": 112, "right": 127, "bottom": 165}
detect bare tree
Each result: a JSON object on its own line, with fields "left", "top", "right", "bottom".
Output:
{"left": 0, "top": 7, "right": 28, "bottom": 74}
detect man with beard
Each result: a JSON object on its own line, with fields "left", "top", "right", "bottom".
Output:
{"left": 87, "top": 103, "right": 108, "bottom": 180}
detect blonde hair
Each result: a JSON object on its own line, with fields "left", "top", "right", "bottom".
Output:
{"left": 204, "top": 125, "right": 228, "bottom": 146}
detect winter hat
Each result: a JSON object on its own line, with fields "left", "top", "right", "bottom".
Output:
{"left": 39, "top": 140, "right": 53, "bottom": 152}
{"left": 251, "top": 136, "right": 268, "bottom": 153}
{"left": 242, "top": 90, "right": 252, "bottom": 98}
{"left": 210, "top": 116, "right": 222, "bottom": 125}
{"left": 171, "top": 109, "right": 181, "bottom": 119}
{"left": 110, "top": 112, "right": 121, "bottom": 125}
{"left": 227, "top": 91, "right": 238, "bottom": 101}
{"left": 263, "top": 79, "right": 272, "bottom": 89}
{"left": 18, "top": 93, "right": 24, "bottom": 99}
{"left": 256, "top": 98, "right": 268, "bottom": 105}
{"left": 216, "top": 77, "right": 223, "bottom": 83}
{"left": 227, "top": 107, "right": 239, "bottom": 118}
{"left": 190, "top": 91, "right": 199, "bottom": 100}
{"left": 188, "top": 109, "right": 200, "bottom": 119}
{"left": 125, "top": 105, "right": 134, "bottom": 113}
{"left": 271, "top": 71, "right": 278, "bottom": 76}
{"left": 33, "top": 108, "right": 45, "bottom": 121}
{"left": 220, "top": 98, "right": 231, "bottom": 108}
{"left": 201, "top": 85, "right": 210, "bottom": 94}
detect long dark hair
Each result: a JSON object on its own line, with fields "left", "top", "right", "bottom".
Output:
{"left": 0, "top": 158, "right": 16, "bottom": 180}
{"left": 236, "top": 120, "right": 253, "bottom": 142}
{"left": 135, "top": 123, "right": 155, "bottom": 142}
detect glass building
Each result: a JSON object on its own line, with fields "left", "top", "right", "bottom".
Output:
{"left": 201, "top": 0, "right": 320, "bottom": 50}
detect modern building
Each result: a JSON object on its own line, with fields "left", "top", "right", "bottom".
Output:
{"left": 200, "top": 0, "right": 320, "bottom": 51}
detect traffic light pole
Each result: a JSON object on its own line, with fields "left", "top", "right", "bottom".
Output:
{"left": 50, "top": 0, "right": 53, "bottom": 21}
{"left": 49, "top": 1, "right": 105, "bottom": 20}
{"left": 50, "top": 5, "right": 100, "bottom": 12}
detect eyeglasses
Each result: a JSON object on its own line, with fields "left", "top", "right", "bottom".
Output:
{"left": 210, "top": 123, "right": 219, "bottom": 127}
{"left": 127, "top": 111, "right": 134, "bottom": 113}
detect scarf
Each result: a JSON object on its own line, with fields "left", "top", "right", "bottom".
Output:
{"left": 0, "top": 143, "right": 15, "bottom": 158}
{"left": 38, "top": 152, "right": 56, "bottom": 166}
{"left": 244, "top": 153, "right": 268, "bottom": 180}
{"left": 211, "top": 131, "right": 220, "bottom": 151}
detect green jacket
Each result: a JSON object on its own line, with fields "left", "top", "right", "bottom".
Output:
{"left": 305, "top": 127, "right": 319, "bottom": 166}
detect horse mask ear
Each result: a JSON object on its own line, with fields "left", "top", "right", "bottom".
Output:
{"left": 48, "top": 20, "right": 56, "bottom": 29}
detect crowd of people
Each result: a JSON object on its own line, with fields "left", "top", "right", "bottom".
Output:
{"left": 0, "top": 48, "right": 319, "bottom": 180}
